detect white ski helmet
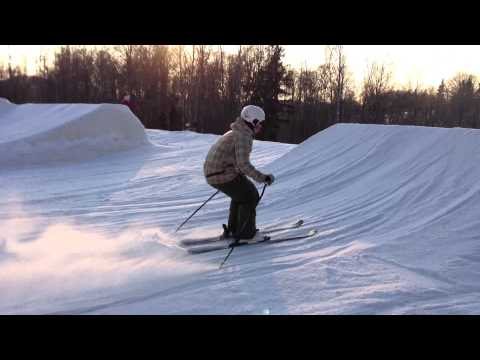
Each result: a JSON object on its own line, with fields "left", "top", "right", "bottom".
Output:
{"left": 240, "top": 105, "right": 265, "bottom": 125}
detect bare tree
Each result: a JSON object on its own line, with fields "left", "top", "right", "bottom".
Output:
{"left": 92, "top": 48, "right": 119, "bottom": 102}
{"left": 332, "top": 46, "right": 346, "bottom": 122}
{"left": 321, "top": 46, "right": 352, "bottom": 124}
{"left": 446, "top": 73, "right": 478, "bottom": 127}
{"left": 361, "top": 62, "right": 393, "bottom": 124}
{"left": 114, "top": 45, "right": 142, "bottom": 98}
{"left": 170, "top": 45, "right": 190, "bottom": 130}
{"left": 225, "top": 47, "right": 244, "bottom": 121}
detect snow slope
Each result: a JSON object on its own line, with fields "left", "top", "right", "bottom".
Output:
{"left": 1, "top": 106, "right": 480, "bottom": 314}
{"left": 0, "top": 98, "right": 149, "bottom": 168}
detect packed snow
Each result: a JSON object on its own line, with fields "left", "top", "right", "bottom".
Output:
{"left": 1, "top": 98, "right": 480, "bottom": 314}
{"left": 0, "top": 99, "right": 148, "bottom": 168}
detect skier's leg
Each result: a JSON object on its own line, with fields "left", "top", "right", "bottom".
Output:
{"left": 212, "top": 179, "right": 241, "bottom": 236}
{"left": 234, "top": 175, "right": 259, "bottom": 239}
{"left": 212, "top": 175, "right": 259, "bottom": 239}
{"left": 228, "top": 198, "right": 239, "bottom": 235}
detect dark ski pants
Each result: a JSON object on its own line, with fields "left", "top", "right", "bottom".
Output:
{"left": 211, "top": 175, "right": 259, "bottom": 239}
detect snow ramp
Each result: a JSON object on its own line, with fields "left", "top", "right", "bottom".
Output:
{"left": 266, "top": 123, "right": 480, "bottom": 230}
{"left": 0, "top": 99, "right": 149, "bottom": 167}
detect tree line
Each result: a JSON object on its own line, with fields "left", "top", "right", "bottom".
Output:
{"left": 1, "top": 45, "right": 480, "bottom": 144}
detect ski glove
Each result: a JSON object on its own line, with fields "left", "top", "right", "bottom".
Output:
{"left": 264, "top": 174, "right": 275, "bottom": 186}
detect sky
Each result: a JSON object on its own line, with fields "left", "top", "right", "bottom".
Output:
{"left": 1, "top": 45, "right": 480, "bottom": 89}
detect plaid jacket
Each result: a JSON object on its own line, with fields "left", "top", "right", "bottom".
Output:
{"left": 204, "top": 117, "right": 267, "bottom": 185}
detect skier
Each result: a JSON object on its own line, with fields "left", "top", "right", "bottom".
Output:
{"left": 203, "top": 105, "right": 275, "bottom": 241}
{"left": 121, "top": 94, "right": 137, "bottom": 114}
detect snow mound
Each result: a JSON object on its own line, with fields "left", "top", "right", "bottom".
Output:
{"left": 0, "top": 97, "right": 15, "bottom": 115}
{"left": 269, "top": 122, "right": 480, "bottom": 191}
{"left": 266, "top": 123, "right": 480, "bottom": 232}
{"left": 0, "top": 99, "right": 149, "bottom": 167}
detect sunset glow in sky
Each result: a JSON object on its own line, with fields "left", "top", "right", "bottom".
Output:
{"left": 2, "top": 45, "right": 480, "bottom": 89}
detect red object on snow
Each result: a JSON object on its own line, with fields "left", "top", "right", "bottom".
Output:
{"left": 121, "top": 95, "right": 136, "bottom": 114}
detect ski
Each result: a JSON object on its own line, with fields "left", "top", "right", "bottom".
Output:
{"left": 180, "top": 220, "right": 304, "bottom": 247}
{"left": 186, "top": 229, "right": 318, "bottom": 255}
{"left": 263, "top": 219, "right": 304, "bottom": 234}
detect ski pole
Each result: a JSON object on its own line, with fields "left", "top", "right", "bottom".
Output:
{"left": 219, "top": 184, "right": 267, "bottom": 269}
{"left": 175, "top": 190, "right": 220, "bottom": 233}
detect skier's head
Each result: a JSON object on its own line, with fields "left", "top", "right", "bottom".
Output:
{"left": 240, "top": 105, "right": 265, "bottom": 134}
{"left": 241, "top": 105, "right": 265, "bottom": 125}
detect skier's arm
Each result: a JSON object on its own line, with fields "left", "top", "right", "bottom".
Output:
{"left": 234, "top": 133, "right": 267, "bottom": 183}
